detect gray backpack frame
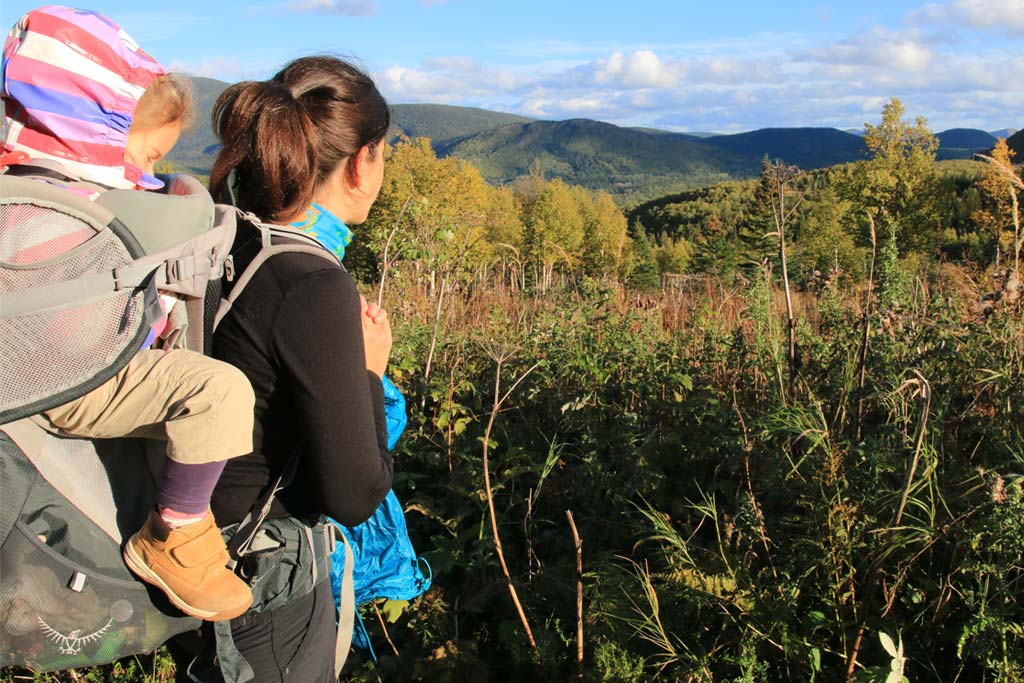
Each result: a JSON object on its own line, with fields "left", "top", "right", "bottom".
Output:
{"left": 0, "top": 167, "right": 234, "bottom": 672}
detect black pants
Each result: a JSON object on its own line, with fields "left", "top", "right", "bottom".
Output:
{"left": 169, "top": 578, "right": 337, "bottom": 683}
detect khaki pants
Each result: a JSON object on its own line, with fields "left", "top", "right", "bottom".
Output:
{"left": 43, "top": 349, "right": 254, "bottom": 464}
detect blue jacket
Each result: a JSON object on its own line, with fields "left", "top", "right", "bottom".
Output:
{"left": 328, "top": 375, "right": 431, "bottom": 651}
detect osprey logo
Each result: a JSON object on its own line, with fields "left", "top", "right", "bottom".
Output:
{"left": 38, "top": 616, "right": 113, "bottom": 655}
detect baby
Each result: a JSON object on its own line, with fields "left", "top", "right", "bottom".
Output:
{"left": 2, "top": 5, "right": 253, "bottom": 621}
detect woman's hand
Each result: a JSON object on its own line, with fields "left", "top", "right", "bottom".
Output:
{"left": 361, "top": 295, "right": 392, "bottom": 378}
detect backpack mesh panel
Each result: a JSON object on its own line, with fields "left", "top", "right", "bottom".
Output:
{"left": 0, "top": 432, "right": 35, "bottom": 547}
{"left": 202, "top": 277, "right": 222, "bottom": 353}
{"left": 0, "top": 431, "right": 198, "bottom": 671}
{"left": 25, "top": 435, "right": 143, "bottom": 574}
{"left": 0, "top": 201, "right": 146, "bottom": 416}
{"left": 0, "top": 204, "right": 93, "bottom": 262}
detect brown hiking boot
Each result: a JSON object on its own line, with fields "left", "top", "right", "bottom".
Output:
{"left": 123, "top": 510, "right": 253, "bottom": 621}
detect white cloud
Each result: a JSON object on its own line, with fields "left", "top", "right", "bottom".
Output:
{"left": 679, "top": 58, "right": 780, "bottom": 85}
{"left": 910, "top": 0, "right": 1024, "bottom": 35}
{"left": 515, "top": 102, "right": 543, "bottom": 118}
{"left": 860, "top": 96, "right": 888, "bottom": 114}
{"left": 378, "top": 57, "right": 535, "bottom": 102}
{"left": 370, "top": 14, "right": 1019, "bottom": 133}
{"left": 591, "top": 50, "right": 677, "bottom": 88}
{"left": 516, "top": 95, "right": 623, "bottom": 122}
{"left": 798, "top": 28, "right": 934, "bottom": 72}
{"left": 291, "top": 0, "right": 377, "bottom": 16}
{"left": 558, "top": 97, "right": 608, "bottom": 114}
{"left": 630, "top": 91, "right": 658, "bottom": 108}
{"left": 381, "top": 65, "right": 460, "bottom": 99}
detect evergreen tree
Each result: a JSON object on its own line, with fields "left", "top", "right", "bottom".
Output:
{"left": 690, "top": 213, "right": 744, "bottom": 277}
{"left": 628, "top": 222, "right": 661, "bottom": 290}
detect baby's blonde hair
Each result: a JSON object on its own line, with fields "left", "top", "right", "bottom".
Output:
{"left": 132, "top": 74, "right": 193, "bottom": 131}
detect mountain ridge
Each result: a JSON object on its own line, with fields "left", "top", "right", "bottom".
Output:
{"left": 935, "top": 128, "right": 998, "bottom": 160}
{"left": 1007, "top": 129, "right": 1024, "bottom": 158}
{"left": 169, "top": 76, "right": 1019, "bottom": 199}
{"left": 700, "top": 127, "right": 867, "bottom": 169}
{"left": 434, "top": 117, "right": 762, "bottom": 197}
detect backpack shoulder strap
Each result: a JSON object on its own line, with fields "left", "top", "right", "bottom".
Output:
{"left": 334, "top": 529, "right": 355, "bottom": 673}
{"left": 214, "top": 211, "right": 341, "bottom": 560}
{"left": 213, "top": 211, "right": 341, "bottom": 331}
{"left": 2, "top": 159, "right": 103, "bottom": 192}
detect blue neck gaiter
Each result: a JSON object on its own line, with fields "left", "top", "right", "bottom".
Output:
{"left": 290, "top": 202, "right": 352, "bottom": 262}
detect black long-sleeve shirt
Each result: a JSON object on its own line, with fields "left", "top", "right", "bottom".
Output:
{"left": 210, "top": 236, "right": 392, "bottom": 527}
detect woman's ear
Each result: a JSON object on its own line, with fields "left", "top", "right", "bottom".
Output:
{"left": 328, "top": 143, "right": 383, "bottom": 224}
{"left": 348, "top": 145, "right": 373, "bottom": 191}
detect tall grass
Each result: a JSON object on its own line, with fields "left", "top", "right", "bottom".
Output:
{"left": 363, "top": 262, "right": 1021, "bottom": 681}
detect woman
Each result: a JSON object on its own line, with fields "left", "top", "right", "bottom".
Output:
{"left": 170, "top": 56, "right": 394, "bottom": 682}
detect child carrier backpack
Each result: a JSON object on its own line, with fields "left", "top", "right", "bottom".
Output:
{"left": 0, "top": 163, "right": 236, "bottom": 673}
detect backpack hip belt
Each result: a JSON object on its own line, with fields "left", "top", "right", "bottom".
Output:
{"left": 187, "top": 516, "right": 353, "bottom": 683}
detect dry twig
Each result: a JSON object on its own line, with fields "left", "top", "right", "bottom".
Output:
{"left": 566, "top": 509, "right": 584, "bottom": 676}
{"left": 482, "top": 351, "right": 543, "bottom": 655}
{"left": 377, "top": 197, "right": 413, "bottom": 307}
{"left": 372, "top": 602, "right": 401, "bottom": 657}
{"left": 855, "top": 214, "right": 878, "bottom": 441}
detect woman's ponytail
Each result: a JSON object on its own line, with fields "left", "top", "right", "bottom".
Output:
{"left": 210, "top": 81, "right": 319, "bottom": 222}
{"left": 210, "top": 56, "right": 390, "bottom": 223}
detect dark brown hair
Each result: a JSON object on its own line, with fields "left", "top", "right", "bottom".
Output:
{"left": 209, "top": 56, "right": 390, "bottom": 222}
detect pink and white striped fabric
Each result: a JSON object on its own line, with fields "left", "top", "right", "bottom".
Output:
{"left": 1, "top": 5, "right": 167, "bottom": 189}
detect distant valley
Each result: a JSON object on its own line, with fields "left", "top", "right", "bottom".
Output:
{"left": 171, "top": 77, "right": 1016, "bottom": 202}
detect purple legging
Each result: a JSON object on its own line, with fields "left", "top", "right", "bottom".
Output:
{"left": 157, "top": 460, "right": 227, "bottom": 515}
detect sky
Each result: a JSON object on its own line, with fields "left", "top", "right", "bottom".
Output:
{"left": 3, "top": 0, "right": 1022, "bottom": 133}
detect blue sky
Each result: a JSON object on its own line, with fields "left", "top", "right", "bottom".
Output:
{"left": 3, "top": 0, "right": 1022, "bottom": 132}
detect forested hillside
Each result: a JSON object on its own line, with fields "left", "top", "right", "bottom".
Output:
{"left": 172, "top": 76, "right": 1012, "bottom": 207}
{"left": 1008, "top": 128, "right": 1024, "bottom": 158}
{"left": 937, "top": 127, "right": 998, "bottom": 149}
{"left": 435, "top": 118, "right": 761, "bottom": 200}
{"left": 172, "top": 77, "right": 1014, "bottom": 206}
{"left": 389, "top": 103, "right": 533, "bottom": 143}
{"left": 935, "top": 128, "right": 999, "bottom": 160}
{"left": 164, "top": 76, "right": 230, "bottom": 177}
{"left": 698, "top": 127, "right": 866, "bottom": 169}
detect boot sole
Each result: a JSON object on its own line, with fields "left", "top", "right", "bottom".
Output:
{"left": 123, "top": 538, "right": 251, "bottom": 622}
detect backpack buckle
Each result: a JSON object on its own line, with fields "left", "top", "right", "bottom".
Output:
{"left": 165, "top": 257, "right": 194, "bottom": 284}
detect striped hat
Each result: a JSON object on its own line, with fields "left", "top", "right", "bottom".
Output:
{"left": 1, "top": 5, "right": 168, "bottom": 189}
